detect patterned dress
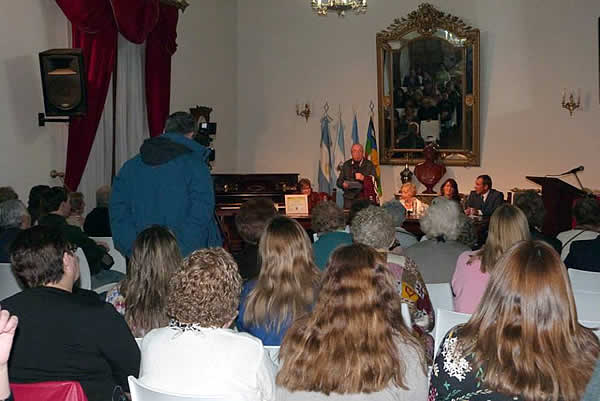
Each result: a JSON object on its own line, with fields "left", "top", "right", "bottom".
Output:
{"left": 386, "top": 253, "right": 434, "bottom": 360}
{"left": 429, "top": 327, "right": 523, "bottom": 401}
{"left": 105, "top": 283, "right": 126, "bottom": 315}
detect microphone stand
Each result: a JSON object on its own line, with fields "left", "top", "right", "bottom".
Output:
{"left": 572, "top": 170, "right": 585, "bottom": 192}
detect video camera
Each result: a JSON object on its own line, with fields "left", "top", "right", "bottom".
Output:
{"left": 194, "top": 122, "right": 216, "bottom": 162}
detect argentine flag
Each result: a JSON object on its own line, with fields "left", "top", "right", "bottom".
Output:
{"left": 352, "top": 113, "right": 360, "bottom": 145}
{"left": 332, "top": 116, "right": 346, "bottom": 208}
{"left": 318, "top": 115, "right": 333, "bottom": 194}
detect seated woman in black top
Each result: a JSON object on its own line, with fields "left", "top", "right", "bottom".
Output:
{"left": 234, "top": 198, "right": 278, "bottom": 281}
{"left": 513, "top": 190, "right": 562, "bottom": 253}
{"left": 2, "top": 226, "right": 140, "bottom": 401}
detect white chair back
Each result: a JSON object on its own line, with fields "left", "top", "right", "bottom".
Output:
{"left": 128, "top": 376, "right": 226, "bottom": 401}
{"left": 568, "top": 269, "right": 600, "bottom": 293}
{"left": 579, "top": 320, "right": 600, "bottom": 340}
{"left": 574, "top": 291, "right": 600, "bottom": 321}
{"left": 75, "top": 248, "right": 91, "bottom": 290}
{"left": 433, "top": 308, "right": 471, "bottom": 357}
{"left": 425, "top": 283, "right": 454, "bottom": 313}
{"left": 264, "top": 345, "right": 280, "bottom": 366}
{"left": 91, "top": 237, "right": 127, "bottom": 275}
{"left": 0, "top": 263, "right": 23, "bottom": 299}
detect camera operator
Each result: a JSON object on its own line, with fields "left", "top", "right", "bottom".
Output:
{"left": 110, "top": 112, "right": 222, "bottom": 257}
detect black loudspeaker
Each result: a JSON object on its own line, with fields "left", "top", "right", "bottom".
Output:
{"left": 39, "top": 49, "right": 87, "bottom": 117}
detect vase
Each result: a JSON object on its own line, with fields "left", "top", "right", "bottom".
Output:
{"left": 400, "top": 164, "right": 413, "bottom": 184}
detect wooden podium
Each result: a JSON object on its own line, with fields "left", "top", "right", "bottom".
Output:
{"left": 526, "top": 176, "right": 586, "bottom": 236}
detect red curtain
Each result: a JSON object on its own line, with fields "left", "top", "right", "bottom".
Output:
{"left": 55, "top": 0, "right": 178, "bottom": 190}
{"left": 146, "top": 3, "right": 179, "bottom": 138}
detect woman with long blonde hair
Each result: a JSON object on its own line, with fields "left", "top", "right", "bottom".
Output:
{"left": 431, "top": 240, "right": 600, "bottom": 401}
{"left": 105, "top": 225, "right": 183, "bottom": 337}
{"left": 277, "top": 243, "right": 428, "bottom": 400}
{"left": 237, "top": 215, "right": 320, "bottom": 345}
{"left": 452, "top": 204, "right": 530, "bottom": 313}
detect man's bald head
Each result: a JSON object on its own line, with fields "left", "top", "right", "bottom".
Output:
{"left": 351, "top": 144, "right": 364, "bottom": 162}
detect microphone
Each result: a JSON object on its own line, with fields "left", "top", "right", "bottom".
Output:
{"left": 562, "top": 166, "right": 584, "bottom": 175}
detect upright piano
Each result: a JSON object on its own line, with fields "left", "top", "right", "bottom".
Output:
{"left": 213, "top": 173, "right": 300, "bottom": 251}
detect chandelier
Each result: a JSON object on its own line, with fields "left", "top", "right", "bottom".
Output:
{"left": 311, "top": 0, "right": 367, "bottom": 16}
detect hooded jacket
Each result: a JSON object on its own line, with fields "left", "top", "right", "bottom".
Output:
{"left": 110, "top": 132, "right": 222, "bottom": 257}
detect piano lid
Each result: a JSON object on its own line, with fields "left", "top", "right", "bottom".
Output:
{"left": 213, "top": 173, "right": 300, "bottom": 205}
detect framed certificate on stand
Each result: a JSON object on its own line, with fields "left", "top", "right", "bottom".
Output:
{"left": 285, "top": 194, "right": 309, "bottom": 215}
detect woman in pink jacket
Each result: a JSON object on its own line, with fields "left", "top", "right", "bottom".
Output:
{"left": 452, "top": 204, "right": 530, "bottom": 313}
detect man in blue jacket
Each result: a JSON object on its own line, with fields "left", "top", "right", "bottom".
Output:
{"left": 110, "top": 112, "right": 222, "bottom": 257}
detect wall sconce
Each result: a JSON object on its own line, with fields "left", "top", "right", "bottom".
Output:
{"left": 296, "top": 103, "right": 311, "bottom": 122}
{"left": 562, "top": 88, "right": 581, "bottom": 117}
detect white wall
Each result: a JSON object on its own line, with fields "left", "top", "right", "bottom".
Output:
{"left": 236, "top": 0, "right": 600, "bottom": 200}
{"left": 171, "top": 0, "right": 238, "bottom": 172}
{"left": 3, "top": 1, "right": 599, "bottom": 202}
{"left": 0, "top": 0, "right": 69, "bottom": 200}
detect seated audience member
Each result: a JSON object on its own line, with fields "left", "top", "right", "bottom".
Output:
{"left": 345, "top": 198, "right": 371, "bottom": 232}
{"left": 106, "top": 226, "right": 182, "bottom": 337}
{"left": 0, "top": 200, "right": 30, "bottom": 263}
{"left": 237, "top": 216, "right": 320, "bottom": 346}
{"left": 3, "top": 226, "right": 140, "bottom": 401}
{"left": 564, "top": 236, "right": 600, "bottom": 272}
{"left": 26, "top": 185, "right": 50, "bottom": 226}
{"left": 39, "top": 186, "right": 123, "bottom": 288}
{"left": 0, "top": 307, "right": 17, "bottom": 401}
{"left": 276, "top": 244, "right": 428, "bottom": 401}
{"left": 351, "top": 206, "right": 434, "bottom": 353}
{"left": 234, "top": 198, "right": 278, "bottom": 281}
{"left": 465, "top": 174, "right": 504, "bottom": 217}
{"left": 312, "top": 201, "right": 352, "bottom": 270}
{"left": 382, "top": 199, "right": 418, "bottom": 249}
{"left": 583, "top": 358, "right": 600, "bottom": 401}
{"left": 439, "top": 178, "right": 461, "bottom": 203}
{"left": 452, "top": 204, "right": 530, "bottom": 313}
{"left": 398, "top": 182, "right": 428, "bottom": 217}
{"left": 140, "top": 248, "right": 275, "bottom": 400}
{"left": 513, "top": 190, "right": 562, "bottom": 253}
{"left": 430, "top": 241, "right": 600, "bottom": 401}
{"left": 66, "top": 192, "right": 85, "bottom": 228}
{"left": 404, "top": 198, "right": 470, "bottom": 283}
{"left": 0, "top": 187, "right": 18, "bottom": 204}
{"left": 84, "top": 185, "right": 112, "bottom": 237}
{"left": 457, "top": 216, "right": 478, "bottom": 249}
{"left": 557, "top": 197, "right": 600, "bottom": 260}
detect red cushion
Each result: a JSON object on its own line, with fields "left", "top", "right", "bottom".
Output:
{"left": 10, "top": 381, "right": 88, "bottom": 401}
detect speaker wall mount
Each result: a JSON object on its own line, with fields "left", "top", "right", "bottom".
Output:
{"left": 38, "top": 48, "right": 88, "bottom": 127}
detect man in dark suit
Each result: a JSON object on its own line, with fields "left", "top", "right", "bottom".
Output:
{"left": 465, "top": 175, "right": 504, "bottom": 217}
{"left": 564, "top": 236, "right": 600, "bottom": 272}
{"left": 336, "top": 144, "right": 376, "bottom": 209}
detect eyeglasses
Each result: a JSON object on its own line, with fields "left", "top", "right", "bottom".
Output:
{"left": 66, "top": 244, "right": 78, "bottom": 255}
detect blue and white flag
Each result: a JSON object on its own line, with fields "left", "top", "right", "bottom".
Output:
{"left": 318, "top": 116, "right": 333, "bottom": 194}
{"left": 333, "top": 115, "right": 346, "bottom": 208}
{"left": 351, "top": 113, "right": 360, "bottom": 145}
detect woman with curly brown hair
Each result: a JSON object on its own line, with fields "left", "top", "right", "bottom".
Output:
{"left": 105, "top": 225, "right": 182, "bottom": 337}
{"left": 139, "top": 247, "right": 276, "bottom": 400}
{"left": 237, "top": 215, "right": 320, "bottom": 345}
{"left": 277, "top": 243, "right": 428, "bottom": 401}
{"left": 430, "top": 240, "right": 600, "bottom": 401}
{"left": 351, "top": 205, "right": 434, "bottom": 358}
